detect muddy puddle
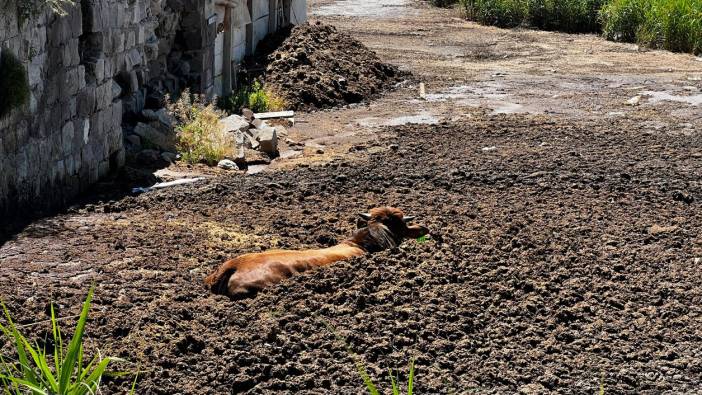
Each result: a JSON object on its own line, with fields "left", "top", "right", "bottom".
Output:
{"left": 423, "top": 85, "right": 533, "bottom": 114}
{"left": 641, "top": 91, "right": 702, "bottom": 106}
{"left": 356, "top": 112, "right": 439, "bottom": 127}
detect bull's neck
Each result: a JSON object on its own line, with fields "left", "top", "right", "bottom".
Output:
{"left": 342, "top": 227, "right": 382, "bottom": 253}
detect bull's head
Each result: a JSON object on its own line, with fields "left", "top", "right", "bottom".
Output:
{"left": 357, "top": 207, "right": 429, "bottom": 251}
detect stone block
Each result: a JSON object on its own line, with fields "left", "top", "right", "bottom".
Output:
{"left": 256, "top": 126, "right": 278, "bottom": 156}
{"left": 111, "top": 53, "right": 126, "bottom": 73}
{"left": 137, "top": 25, "right": 145, "bottom": 45}
{"left": 98, "top": 160, "right": 110, "bottom": 178}
{"left": 112, "top": 80, "right": 122, "bottom": 100}
{"left": 62, "top": 38, "right": 80, "bottom": 67}
{"left": 72, "top": 118, "right": 88, "bottom": 147}
{"left": 25, "top": 138, "right": 40, "bottom": 169}
{"left": 126, "top": 47, "right": 142, "bottom": 68}
{"left": 126, "top": 30, "right": 135, "bottom": 48}
{"left": 28, "top": 25, "right": 47, "bottom": 57}
{"left": 54, "top": 159, "right": 66, "bottom": 184}
{"left": 72, "top": 152, "right": 82, "bottom": 174}
{"left": 95, "top": 82, "right": 112, "bottom": 110}
{"left": 3, "top": 129, "right": 17, "bottom": 155}
{"left": 66, "top": 154, "right": 76, "bottom": 176}
{"left": 89, "top": 162, "right": 99, "bottom": 184}
{"left": 60, "top": 97, "right": 77, "bottom": 122}
{"left": 38, "top": 138, "right": 51, "bottom": 163}
{"left": 78, "top": 65, "right": 86, "bottom": 91}
{"left": 98, "top": 108, "right": 111, "bottom": 139}
{"left": 83, "top": 118, "right": 91, "bottom": 144}
{"left": 70, "top": 4, "right": 83, "bottom": 38}
{"left": 61, "top": 67, "right": 82, "bottom": 97}
{"left": 219, "top": 114, "right": 250, "bottom": 134}
{"left": 15, "top": 120, "right": 29, "bottom": 148}
{"left": 113, "top": 32, "right": 125, "bottom": 54}
{"left": 77, "top": 84, "right": 97, "bottom": 116}
{"left": 83, "top": 1, "right": 105, "bottom": 33}
{"left": 133, "top": 122, "right": 175, "bottom": 151}
{"left": 50, "top": 130, "right": 63, "bottom": 160}
{"left": 114, "top": 5, "right": 125, "bottom": 29}
{"left": 45, "top": 71, "right": 61, "bottom": 104}
{"left": 113, "top": 147, "right": 125, "bottom": 169}
{"left": 112, "top": 100, "right": 123, "bottom": 125}
{"left": 95, "top": 58, "right": 105, "bottom": 82}
{"left": 62, "top": 121, "right": 75, "bottom": 153}
{"left": 16, "top": 149, "right": 28, "bottom": 181}
{"left": 103, "top": 57, "right": 114, "bottom": 80}
{"left": 28, "top": 52, "right": 45, "bottom": 88}
{"left": 89, "top": 111, "right": 103, "bottom": 139}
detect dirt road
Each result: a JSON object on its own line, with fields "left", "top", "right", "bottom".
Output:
{"left": 1, "top": 0, "right": 702, "bottom": 394}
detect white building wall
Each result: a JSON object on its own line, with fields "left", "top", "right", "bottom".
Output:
{"left": 290, "top": 0, "right": 307, "bottom": 24}
{"left": 213, "top": 0, "right": 307, "bottom": 96}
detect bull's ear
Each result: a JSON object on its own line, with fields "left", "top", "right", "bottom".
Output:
{"left": 403, "top": 216, "right": 415, "bottom": 223}
{"left": 358, "top": 213, "right": 372, "bottom": 221}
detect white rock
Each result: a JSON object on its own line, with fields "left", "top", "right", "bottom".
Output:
{"left": 256, "top": 126, "right": 278, "bottom": 156}
{"left": 627, "top": 95, "right": 641, "bottom": 106}
{"left": 219, "top": 114, "right": 250, "bottom": 134}
{"left": 218, "top": 159, "right": 239, "bottom": 170}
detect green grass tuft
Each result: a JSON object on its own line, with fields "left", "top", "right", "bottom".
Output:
{"left": 320, "top": 318, "right": 416, "bottom": 395}
{"left": 167, "top": 89, "right": 233, "bottom": 165}
{"left": 222, "top": 81, "right": 287, "bottom": 114}
{"left": 0, "top": 287, "right": 137, "bottom": 394}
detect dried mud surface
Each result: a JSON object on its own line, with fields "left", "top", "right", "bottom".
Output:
{"left": 1, "top": 111, "right": 701, "bottom": 394}
{"left": 259, "top": 22, "right": 404, "bottom": 111}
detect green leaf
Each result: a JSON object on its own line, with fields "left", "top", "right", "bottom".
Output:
{"left": 354, "top": 360, "right": 379, "bottom": 395}
{"left": 388, "top": 368, "right": 399, "bottom": 395}
{"left": 19, "top": 338, "right": 57, "bottom": 391}
{"left": 407, "top": 358, "right": 415, "bottom": 395}
{"left": 129, "top": 370, "right": 139, "bottom": 395}
{"left": 0, "top": 304, "right": 39, "bottom": 388}
{"left": 59, "top": 286, "right": 94, "bottom": 392}
{"left": 0, "top": 375, "right": 49, "bottom": 395}
{"left": 50, "top": 303, "right": 64, "bottom": 376}
{"left": 72, "top": 357, "right": 112, "bottom": 395}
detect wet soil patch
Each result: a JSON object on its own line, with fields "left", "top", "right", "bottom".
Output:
{"left": 1, "top": 113, "right": 701, "bottom": 393}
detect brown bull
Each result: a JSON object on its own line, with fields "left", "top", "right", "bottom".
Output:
{"left": 204, "top": 207, "right": 429, "bottom": 298}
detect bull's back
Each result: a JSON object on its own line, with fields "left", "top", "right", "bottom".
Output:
{"left": 207, "top": 244, "right": 365, "bottom": 297}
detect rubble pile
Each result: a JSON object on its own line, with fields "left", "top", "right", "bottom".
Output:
{"left": 261, "top": 22, "right": 404, "bottom": 110}
{"left": 218, "top": 110, "right": 285, "bottom": 169}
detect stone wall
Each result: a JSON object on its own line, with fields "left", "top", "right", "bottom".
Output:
{"left": 0, "top": 0, "right": 211, "bottom": 218}
{"left": 0, "top": 0, "right": 304, "bottom": 219}
{"left": 0, "top": 2, "right": 124, "bottom": 218}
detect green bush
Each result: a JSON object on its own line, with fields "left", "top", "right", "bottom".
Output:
{"left": 601, "top": 0, "right": 702, "bottom": 53}
{"left": 222, "top": 81, "right": 286, "bottom": 114}
{"left": 168, "top": 89, "right": 233, "bottom": 165}
{"left": 453, "top": 0, "right": 702, "bottom": 53}
{"left": 430, "top": 0, "right": 459, "bottom": 7}
{"left": 0, "top": 48, "right": 30, "bottom": 118}
{"left": 463, "top": 0, "right": 528, "bottom": 28}
{"left": 600, "top": 0, "right": 649, "bottom": 41}
{"left": 461, "top": 0, "right": 604, "bottom": 32}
